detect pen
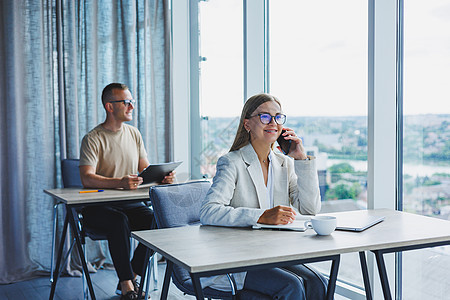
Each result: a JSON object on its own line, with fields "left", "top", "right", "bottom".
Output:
{"left": 79, "top": 190, "right": 104, "bottom": 193}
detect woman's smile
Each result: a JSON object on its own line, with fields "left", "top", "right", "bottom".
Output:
{"left": 264, "top": 129, "right": 278, "bottom": 134}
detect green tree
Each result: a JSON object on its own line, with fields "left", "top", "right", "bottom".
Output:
{"left": 329, "top": 163, "right": 355, "bottom": 173}
{"left": 326, "top": 182, "right": 362, "bottom": 200}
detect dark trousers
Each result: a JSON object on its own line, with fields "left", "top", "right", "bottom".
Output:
{"left": 243, "top": 264, "right": 328, "bottom": 300}
{"left": 82, "top": 204, "right": 154, "bottom": 281}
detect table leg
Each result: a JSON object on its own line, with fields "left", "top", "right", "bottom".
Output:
{"left": 50, "top": 203, "right": 59, "bottom": 283}
{"left": 160, "top": 260, "right": 173, "bottom": 300}
{"left": 359, "top": 251, "right": 373, "bottom": 300}
{"left": 138, "top": 248, "right": 151, "bottom": 298}
{"left": 49, "top": 213, "right": 69, "bottom": 300}
{"left": 66, "top": 207, "right": 96, "bottom": 300}
{"left": 373, "top": 250, "right": 392, "bottom": 300}
{"left": 326, "top": 255, "right": 340, "bottom": 300}
{"left": 190, "top": 273, "right": 205, "bottom": 300}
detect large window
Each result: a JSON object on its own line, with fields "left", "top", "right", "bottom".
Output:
{"left": 196, "top": 0, "right": 243, "bottom": 177}
{"left": 270, "top": 0, "right": 368, "bottom": 209}
{"left": 173, "top": 0, "right": 449, "bottom": 298}
{"left": 270, "top": 0, "right": 368, "bottom": 291}
{"left": 402, "top": 1, "right": 450, "bottom": 298}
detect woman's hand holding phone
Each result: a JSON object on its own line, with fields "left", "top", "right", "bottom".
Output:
{"left": 277, "top": 127, "right": 308, "bottom": 160}
{"left": 277, "top": 129, "right": 292, "bottom": 155}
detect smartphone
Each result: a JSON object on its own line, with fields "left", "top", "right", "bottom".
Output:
{"left": 277, "top": 130, "right": 292, "bottom": 155}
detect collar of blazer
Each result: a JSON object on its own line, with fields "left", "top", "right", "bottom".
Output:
{"left": 240, "top": 143, "right": 268, "bottom": 208}
{"left": 240, "top": 143, "right": 287, "bottom": 168}
{"left": 238, "top": 143, "right": 290, "bottom": 209}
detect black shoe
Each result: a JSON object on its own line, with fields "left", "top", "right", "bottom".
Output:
{"left": 116, "top": 279, "right": 140, "bottom": 295}
{"left": 117, "top": 280, "right": 147, "bottom": 299}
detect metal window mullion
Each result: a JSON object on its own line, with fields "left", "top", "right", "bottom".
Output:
{"left": 243, "top": 0, "right": 267, "bottom": 99}
{"left": 368, "top": 0, "right": 398, "bottom": 299}
{"left": 171, "top": 0, "right": 191, "bottom": 180}
{"left": 189, "top": 0, "right": 202, "bottom": 179}
{"left": 395, "top": 0, "right": 405, "bottom": 299}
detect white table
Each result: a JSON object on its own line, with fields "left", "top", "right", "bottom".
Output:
{"left": 133, "top": 224, "right": 340, "bottom": 299}
{"left": 132, "top": 209, "right": 450, "bottom": 300}
{"left": 45, "top": 186, "right": 151, "bottom": 205}
{"left": 44, "top": 187, "right": 152, "bottom": 300}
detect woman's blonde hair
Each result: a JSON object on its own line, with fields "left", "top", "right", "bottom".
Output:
{"left": 229, "top": 93, "right": 282, "bottom": 152}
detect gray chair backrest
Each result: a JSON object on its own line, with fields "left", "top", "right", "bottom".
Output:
{"left": 149, "top": 180, "right": 211, "bottom": 229}
{"left": 61, "top": 158, "right": 107, "bottom": 240}
{"left": 149, "top": 181, "right": 234, "bottom": 298}
{"left": 149, "top": 180, "right": 271, "bottom": 299}
{"left": 61, "top": 159, "right": 83, "bottom": 188}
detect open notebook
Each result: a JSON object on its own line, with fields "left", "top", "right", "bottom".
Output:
{"left": 252, "top": 215, "right": 311, "bottom": 231}
{"left": 252, "top": 210, "right": 385, "bottom": 232}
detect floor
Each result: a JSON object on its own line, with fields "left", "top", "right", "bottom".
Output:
{"left": 0, "top": 262, "right": 194, "bottom": 300}
{"left": 0, "top": 262, "right": 350, "bottom": 300}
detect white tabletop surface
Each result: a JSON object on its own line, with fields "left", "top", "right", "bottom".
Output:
{"left": 132, "top": 209, "right": 450, "bottom": 274}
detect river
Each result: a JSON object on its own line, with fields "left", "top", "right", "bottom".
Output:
{"left": 327, "top": 159, "right": 450, "bottom": 177}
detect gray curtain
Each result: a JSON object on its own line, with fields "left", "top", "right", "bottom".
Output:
{"left": 0, "top": 0, "right": 171, "bottom": 283}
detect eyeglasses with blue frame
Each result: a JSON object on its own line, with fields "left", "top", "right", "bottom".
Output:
{"left": 250, "top": 113, "right": 287, "bottom": 125}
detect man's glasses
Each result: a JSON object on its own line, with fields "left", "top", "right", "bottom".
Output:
{"left": 109, "top": 99, "right": 136, "bottom": 106}
{"left": 251, "top": 113, "right": 286, "bottom": 125}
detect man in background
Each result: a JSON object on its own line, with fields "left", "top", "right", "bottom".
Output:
{"left": 79, "top": 83, "right": 174, "bottom": 300}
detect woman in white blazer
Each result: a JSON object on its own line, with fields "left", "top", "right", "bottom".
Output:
{"left": 200, "top": 94, "right": 327, "bottom": 300}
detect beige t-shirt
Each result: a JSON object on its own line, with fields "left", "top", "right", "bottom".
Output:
{"left": 80, "top": 124, "right": 148, "bottom": 177}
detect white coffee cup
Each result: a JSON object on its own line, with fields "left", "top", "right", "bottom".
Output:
{"left": 304, "top": 216, "right": 337, "bottom": 235}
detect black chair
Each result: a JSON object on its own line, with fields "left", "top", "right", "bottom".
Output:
{"left": 51, "top": 158, "right": 157, "bottom": 299}
{"left": 149, "top": 180, "right": 271, "bottom": 300}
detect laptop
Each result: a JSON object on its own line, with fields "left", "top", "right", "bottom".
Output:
{"left": 138, "top": 161, "right": 182, "bottom": 185}
{"left": 333, "top": 210, "right": 385, "bottom": 232}
{"left": 252, "top": 216, "right": 311, "bottom": 232}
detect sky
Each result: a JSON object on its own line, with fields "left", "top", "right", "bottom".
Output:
{"left": 198, "top": 0, "right": 450, "bottom": 118}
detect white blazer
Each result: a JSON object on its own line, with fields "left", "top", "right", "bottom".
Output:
{"left": 200, "top": 143, "right": 321, "bottom": 227}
